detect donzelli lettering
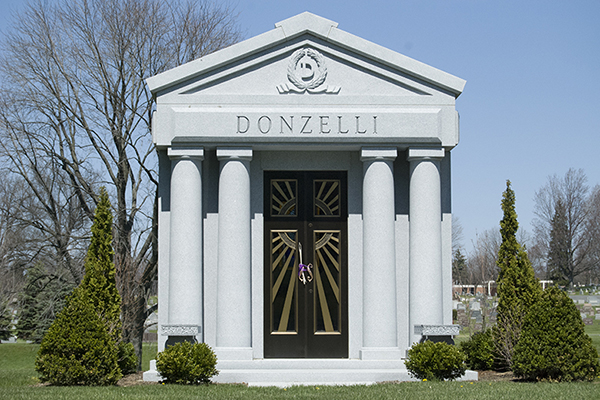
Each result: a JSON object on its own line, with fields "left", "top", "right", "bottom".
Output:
{"left": 236, "top": 115, "right": 378, "bottom": 135}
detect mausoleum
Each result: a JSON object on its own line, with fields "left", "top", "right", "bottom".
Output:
{"left": 144, "top": 12, "right": 470, "bottom": 385}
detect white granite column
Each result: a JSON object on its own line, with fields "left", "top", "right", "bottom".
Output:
{"left": 216, "top": 148, "right": 253, "bottom": 360}
{"left": 166, "top": 146, "right": 204, "bottom": 341}
{"left": 360, "top": 148, "right": 402, "bottom": 360}
{"left": 408, "top": 147, "right": 444, "bottom": 344}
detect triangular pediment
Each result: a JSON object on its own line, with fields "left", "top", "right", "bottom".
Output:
{"left": 148, "top": 12, "right": 465, "bottom": 149}
{"left": 147, "top": 12, "right": 465, "bottom": 102}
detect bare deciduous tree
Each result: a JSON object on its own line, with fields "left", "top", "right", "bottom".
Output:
{"left": 452, "top": 216, "right": 465, "bottom": 254}
{"left": 0, "top": 0, "right": 242, "bottom": 368}
{"left": 0, "top": 160, "right": 85, "bottom": 342}
{"left": 0, "top": 176, "right": 29, "bottom": 316}
{"left": 533, "top": 168, "right": 599, "bottom": 286}
{"left": 467, "top": 228, "right": 501, "bottom": 287}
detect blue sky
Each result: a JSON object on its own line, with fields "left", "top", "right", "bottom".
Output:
{"left": 1, "top": 1, "right": 599, "bottom": 252}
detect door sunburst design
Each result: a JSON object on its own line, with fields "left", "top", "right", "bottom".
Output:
{"left": 270, "top": 230, "right": 298, "bottom": 334}
{"left": 271, "top": 179, "right": 297, "bottom": 216}
{"left": 313, "top": 230, "right": 341, "bottom": 333}
{"left": 314, "top": 180, "right": 340, "bottom": 216}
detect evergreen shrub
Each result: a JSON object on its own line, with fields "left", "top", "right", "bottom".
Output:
{"left": 405, "top": 340, "right": 466, "bottom": 381}
{"left": 34, "top": 187, "right": 136, "bottom": 384}
{"left": 117, "top": 341, "right": 138, "bottom": 375}
{"left": 35, "top": 289, "right": 121, "bottom": 385}
{"left": 156, "top": 341, "right": 218, "bottom": 384}
{"left": 460, "top": 329, "right": 495, "bottom": 370}
{"left": 512, "top": 287, "right": 599, "bottom": 381}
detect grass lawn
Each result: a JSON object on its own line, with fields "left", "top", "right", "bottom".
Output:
{"left": 1, "top": 380, "right": 600, "bottom": 400}
{"left": 2, "top": 342, "right": 599, "bottom": 399}
{"left": 585, "top": 320, "right": 600, "bottom": 355}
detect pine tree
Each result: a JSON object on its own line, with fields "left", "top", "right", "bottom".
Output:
{"left": 80, "top": 187, "right": 137, "bottom": 373}
{"left": 80, "top": 187, "right": 122, "bottom": 340}
{"left": 547, "top": 200, "right": 570, "bottom": 285}
{"left": 494, "top": 180, "right": 541, "bottom": 369}
{"left": 35, "top": 187, "right": 136, "bottom": 383}
{"left": 15, "top": 264, "right": 73, "bottom": 343}
{"left": 452, "top": 248, "right": 468, "bottom": 285}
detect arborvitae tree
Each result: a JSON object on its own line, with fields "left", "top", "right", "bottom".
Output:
{"left": 80, "top": 188, "right": 121, "bottom": 340}
{"left": 79, "top": 187, "right": 137, "bottom": 373}
{"left": 512, "top": 287, "right": 599, "bottom": 381}
{"left": 15, "top": 264, "right": 73, "bottom": 343}
{"left": 494, "top": 181, "right": 541, "bottom": 369}
{"left": 35, "top": 187, "right": 136, "bottom": 383}
{"left": 35, "top": 288, "right": 121, "bottom": 385}
{"left": 547, "top": 200, "right": 570, "bottom": 285}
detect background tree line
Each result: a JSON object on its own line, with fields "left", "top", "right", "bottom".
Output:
{"left": 453, "top": 168, "right": 600, "bottom": 289}
{"left": 0, "top": 0, "right": 242, "bottom": 368}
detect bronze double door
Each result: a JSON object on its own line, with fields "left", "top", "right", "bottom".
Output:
{"left": 264, "top": 171, "right": 348, "bottom": 358}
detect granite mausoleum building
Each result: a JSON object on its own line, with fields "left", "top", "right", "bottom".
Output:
{"left": 144, "top": 12, "right": 469, "bottom": 384}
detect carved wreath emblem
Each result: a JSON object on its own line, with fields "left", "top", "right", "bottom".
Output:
{"left": 276, "top": 48, "right": 340, "bottom": 94}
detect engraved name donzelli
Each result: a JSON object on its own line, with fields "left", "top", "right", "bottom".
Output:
{"left": 276, "top": 48, "right": 340, "bottom": 94}
{"left": 236, "top": 115, "right": 377, "bottom": 135}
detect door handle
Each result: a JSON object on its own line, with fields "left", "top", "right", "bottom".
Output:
{"left": 297, "top": 242, "right": 313, "bottom": 285}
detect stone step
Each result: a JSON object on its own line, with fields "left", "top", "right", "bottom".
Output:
{"left": 214, "top": 368, "right": 478, "bottom": 386}
{"left": 213, "top": 368, "right": 414, "bottom": 386}
{"left": 143, "top": 359, "right": 479, "bottom": 386}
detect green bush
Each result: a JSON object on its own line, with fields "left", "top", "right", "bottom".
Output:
{"left": 156, "top": 341, "right": 218, "bottom": 384}
{"left": 460, "top": 329, "right": 495, "bottom": 370}
{"left": 117, "top": 341, "right": 138, "bottom": 375}
{"left": 405, "top": 340, "right": 466, "bottom": 381}
{"left": 35, "top": 289, "right": 121, "bottom": 385}
{"left": 512, "top": 287, "right": 600, "bottom": 381}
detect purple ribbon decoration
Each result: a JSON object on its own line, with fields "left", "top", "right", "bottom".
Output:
{"left": 298, "top": 263, "right": 313, "bottom": 285}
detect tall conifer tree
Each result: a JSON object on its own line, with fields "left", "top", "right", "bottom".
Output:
{"left": 36, "top": 187, "right": 126, "bottom": 383}
{"left": 547, "top": 200, "right": 570, "bottom": 285}
{"left": 80, "top": 187, "right": 121, "bottom": 340}
{"left": 494, "top": 181, "right": 541, "bottom": 369}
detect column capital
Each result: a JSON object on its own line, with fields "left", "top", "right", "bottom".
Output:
{"left": 407, "top": 147, "right": 444, "bottom": 162}
{"left": 360, "top": 147, "right": 397, "bottom": 162}
{"left": 168, "top": 145, "right": 204, "bottom": 160}
{"left": 217, "top": 147, "right": 253, "bottom": 161}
